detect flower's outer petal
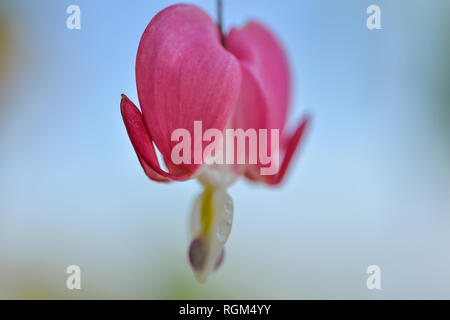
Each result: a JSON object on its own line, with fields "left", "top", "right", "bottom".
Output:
{"left": 121, "top": 94, "right": 194, "bottom": 182}
{"left": 226, "top": 67, "right": 269, "bottom": 176}
{"left": 264, "top": 115, "right": 310, "bottom": 185}
{"left": 228, "top": 63, "right": 269, "bottom": 135}
{"left": 136, "top": 4, "right": 241, "bottom": 176}
{"left": 226, "top": 21, "right": 310, "bottom": 185}
{"left": 226, "top": 21, "right": 290, "bottom": 133}
{"left": 137, "top": 155, "right": 170, "bottom": 183}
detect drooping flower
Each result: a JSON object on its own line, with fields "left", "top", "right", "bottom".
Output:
{"left": 121, "top": 4, "right": 310, "bottom": 282}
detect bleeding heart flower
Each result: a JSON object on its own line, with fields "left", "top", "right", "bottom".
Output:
{"left": 121, "top": 3, "right": 310, "bottom": 282}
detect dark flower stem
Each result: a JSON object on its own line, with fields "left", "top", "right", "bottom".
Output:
{"left": 217, "top": 0, "right": 225, "bottom": 45}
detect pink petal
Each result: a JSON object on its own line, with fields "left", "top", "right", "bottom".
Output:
{"left": 241, "top": 116, "right": 310, "bottom": 185}
{"left": 265, "top": 116, "right": 310, "bottom": 185}
{"left": 136, "top": 4, "right": 241, "bottom": 176}
{"left": 226, "top": 21, "right": 290, "bottom": 134}
{"left": 121, "top": 94, "right": 193, "bottom": 182}
{"left": 226, "top": 67, "right": 269, "bottom": 176}
{"left": 226, "top": 21, "right": 310, "bottom": 185}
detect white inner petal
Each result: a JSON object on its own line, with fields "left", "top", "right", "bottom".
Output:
{"left": 188, "top": 185, "right": 234, "bottom": 282}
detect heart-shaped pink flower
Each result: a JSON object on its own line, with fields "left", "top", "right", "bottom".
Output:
{"left": 121, "top": 4, "right": 309, "bottom": 185}
{"left": 120, "top": 3, "right": 310, "bottom": 281}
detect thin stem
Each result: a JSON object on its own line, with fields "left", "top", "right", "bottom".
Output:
{"left": 217, "top": 0, "right": 225, "bottom": 45}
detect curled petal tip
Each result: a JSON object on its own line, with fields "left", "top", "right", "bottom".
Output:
{"left": 120, "top": 94, "right": 196, "bottom": 182}
{"left": 266, "top": 115, "right": 311, "bottom": 186}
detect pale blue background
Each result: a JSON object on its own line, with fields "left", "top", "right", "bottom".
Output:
{"left": 0, "top": 0, "right": 449, "bottom": 298}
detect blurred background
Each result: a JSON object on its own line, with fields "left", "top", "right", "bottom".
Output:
{"left": 0, "top": 0, "right": 449, "bottom": 299}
